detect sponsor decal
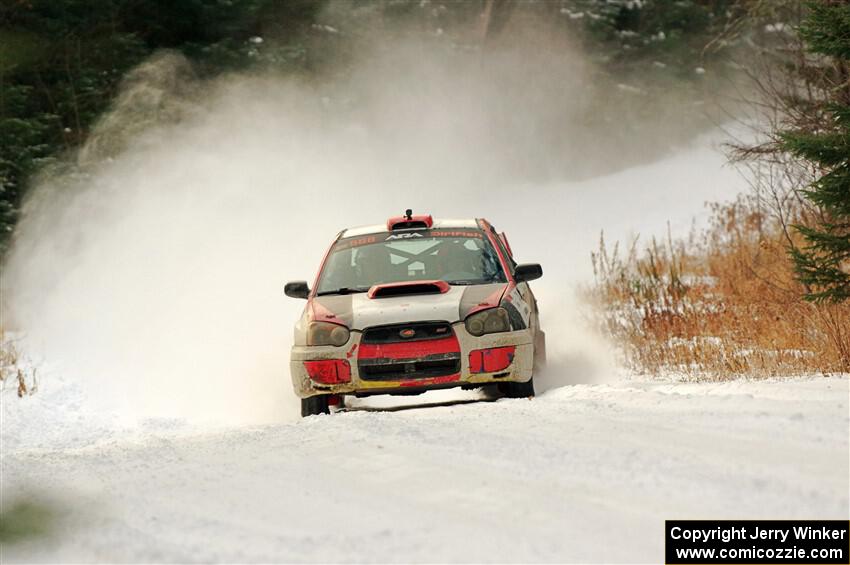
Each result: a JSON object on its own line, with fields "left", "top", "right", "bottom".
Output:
{"left": 386, "top": 232, "right": 424, "bottom": 240}
{"left": 508, "top": 286, "right": 531, "bottom": 325}
{"left": 430, "top": 230, "right": 483, "bottom": 238}
{"left": 335, "top": 235, "right": 379, "bottom": 251}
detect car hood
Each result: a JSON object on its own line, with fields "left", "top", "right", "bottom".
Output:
{"left": 311, "top": 283, "right": 507, "bottom": 330}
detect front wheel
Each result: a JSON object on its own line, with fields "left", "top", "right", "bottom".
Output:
{"left": 301, "top": 395, "right": 330, "bottom": 417}
{"left": 498, "top": 377, "right": 535, "bottom": 398}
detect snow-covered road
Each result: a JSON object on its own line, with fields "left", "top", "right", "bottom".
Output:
{"left": 2, "top": 377, "right": 847, "bottom": 563}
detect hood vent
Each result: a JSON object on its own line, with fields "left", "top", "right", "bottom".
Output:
{"left": 368, "top": 280, "right": 450, "bottom": 299}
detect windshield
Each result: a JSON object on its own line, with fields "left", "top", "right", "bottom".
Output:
{"left": 315, "top": 229, "right": 507, "bottom": 295}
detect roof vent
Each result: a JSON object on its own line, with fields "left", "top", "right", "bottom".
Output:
{"left": 387, "top": 209, "right": 434, "bottom": 231}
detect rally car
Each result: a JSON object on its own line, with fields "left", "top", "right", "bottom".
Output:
{"left": 285, "top": 211, "right": 545, "bottom": 417}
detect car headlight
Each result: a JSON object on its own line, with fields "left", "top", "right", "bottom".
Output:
{"left": 465, "top": 307, "right": 510, "bottom": 336}
{"left": 307, "top": 322, "right": 350, "bottom": 346}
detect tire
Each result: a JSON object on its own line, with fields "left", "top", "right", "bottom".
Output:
{"left": 301, "top": 395, "right": 330, "bottom": 417}
{"left": 498, "top": 377, "right": 535, "bottom": 398}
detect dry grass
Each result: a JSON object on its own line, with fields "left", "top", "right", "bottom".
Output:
{"left": 587, "top": 196, "right": 850, "bottom": 378}
{"left": 1, "top": 329, "right": 37, "bottom": 397}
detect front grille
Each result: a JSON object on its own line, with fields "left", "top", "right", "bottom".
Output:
{"left": 361, "top": 321, "right": 453, "bottom": 344}
{"left": 358, "top": 321, "right": 460, "bottom": 381}
{"left": 359, "top": 355, "right": 461, "bottom": 381}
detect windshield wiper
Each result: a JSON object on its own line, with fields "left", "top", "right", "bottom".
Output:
{"left": 445, "top": 277, "right": 504, "bottom": 286}
{"left": 316, "top": 287, "right": 370, "bottom": 296}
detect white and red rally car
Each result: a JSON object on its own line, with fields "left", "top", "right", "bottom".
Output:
{"left": 285, "top": 211, "right": 545, "bottom": 417}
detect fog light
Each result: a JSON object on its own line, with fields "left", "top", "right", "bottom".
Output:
{"left": 304, "top": 359, "right": 351, "bottom": 384}
{"left": 469, "top": 346, "right": 516, "bottom": 373}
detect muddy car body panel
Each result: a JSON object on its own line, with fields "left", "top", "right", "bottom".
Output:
{"left": 286, "top": 214, "right": 544, "bottom": 407}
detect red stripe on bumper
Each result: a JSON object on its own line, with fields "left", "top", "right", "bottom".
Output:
{"left": 358, "top": 336, "right": 460, "bottom": 360}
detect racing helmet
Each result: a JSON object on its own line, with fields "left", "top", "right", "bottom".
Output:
{"left": 354, "top": 244, "right": 393, "bottom": 282}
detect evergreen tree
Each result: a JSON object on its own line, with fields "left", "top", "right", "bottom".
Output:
{"left": 0, "top": 0, "right": 321, "bottom": 255}
{"left": 781, "top": 1, "right": 850, "bottom": 302}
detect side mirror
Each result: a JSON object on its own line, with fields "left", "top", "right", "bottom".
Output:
{"left": 284, "top": 280, "right": 310, "bottom": 299}
{"left": 514, "top": 263, "right": 542, "bottom": 283}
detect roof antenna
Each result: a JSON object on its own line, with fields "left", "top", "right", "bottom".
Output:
{"left": 404, "top": 209, "right": 413, "bottom": 220}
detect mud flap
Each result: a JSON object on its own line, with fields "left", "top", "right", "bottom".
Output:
{"left": 533, "top": 329, "right": 547, "bottom": 372}
{"left": 301, "top": 395, "right": 330, "bottom": 417}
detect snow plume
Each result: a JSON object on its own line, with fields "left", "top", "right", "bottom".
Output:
{"left": 1, "top": 23, "right": 738, "bottom": 426}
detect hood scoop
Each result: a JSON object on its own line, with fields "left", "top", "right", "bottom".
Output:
{"left": 368, "top": 280, "right": 450, "bottom": 299}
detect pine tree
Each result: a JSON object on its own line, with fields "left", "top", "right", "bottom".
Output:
{"left": 781, "top": 1, "right": 850, "bottom": 302}
{"left": 0, "top": 0, "right": 321, "bottom": 255}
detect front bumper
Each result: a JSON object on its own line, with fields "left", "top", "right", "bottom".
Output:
{"left": 289, "top": 323, "right": 534, "bottom": 398}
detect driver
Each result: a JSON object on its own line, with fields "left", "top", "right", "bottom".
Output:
{"left": 354, "top": 244, "right": 393, "bottom": 285}
{"left": 437, "top": 240, "right": 477, "bottom": 278}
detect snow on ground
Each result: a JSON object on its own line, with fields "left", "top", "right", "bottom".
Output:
{"left": 2, "top": 376, "right": 847, "bottom": 563}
